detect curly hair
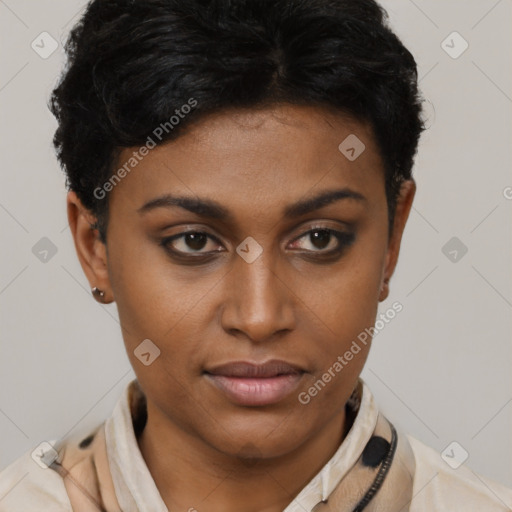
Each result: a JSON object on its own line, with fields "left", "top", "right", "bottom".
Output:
{"left": 49, "top": 0, "right": 426, "bottom": 243}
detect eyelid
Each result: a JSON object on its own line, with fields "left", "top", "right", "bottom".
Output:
{"left": 291, "top": 220, "right": 353, "bottom": 236}
{"left": 160, "top": 220, "right": 352, "bottom": 244}
{"left": 286, "top": 218, "right": 353, "bottom": 240}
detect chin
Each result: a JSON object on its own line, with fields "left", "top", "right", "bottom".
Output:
{"left": 202, "top": 419, "right": 307, "bottom": 461}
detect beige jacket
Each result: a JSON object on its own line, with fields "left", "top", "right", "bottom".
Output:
{"left": 1, "top": 377, "right": 511, "bottom": 511}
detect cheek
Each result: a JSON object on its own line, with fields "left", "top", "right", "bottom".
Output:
{"left": 298, "top": 246, "right": 385, "bottom": 376}
{"left": 305, "top": 252, "right": 384, "bottom": 333}
{"left": 326, "top": 271, "right": 381, "bottom": 339}
{"left": 297, "top": 274, "right": 378, "bottom": 412}
{"left": 107, "top": 231, "right": 199, "bottom": 353}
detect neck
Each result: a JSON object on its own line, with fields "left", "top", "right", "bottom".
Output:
{"left": 137, "top": 402, "right": 353, "bottom": 512}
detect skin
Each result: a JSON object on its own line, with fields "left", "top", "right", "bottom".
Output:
{"left": 67, "top": 104, "right": 415, "bottom": 512}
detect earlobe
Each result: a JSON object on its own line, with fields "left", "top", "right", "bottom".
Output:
{"left": 378, "top": 277, "right": 390, "bottom": 302}
{"left": 66, "top": 191, "right": 114, "bottom": 304}
{"left": 378, "top": 179, "right": 416, "bottom": 302}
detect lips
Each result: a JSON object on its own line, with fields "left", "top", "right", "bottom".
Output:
{"left": 204, "top": 359, "right": 305, "bottom": 406}
{"left": 205, "top": 359, "right": 304, "bottom": 378}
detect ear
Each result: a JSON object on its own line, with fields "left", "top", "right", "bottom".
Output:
{"left": 379, "top": 179, "right": 416, "bottom": 302}
{"left": 66, "top": 190, "right": 114, "bottom": 303}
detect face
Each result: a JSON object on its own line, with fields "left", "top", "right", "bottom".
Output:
{"left": 68, "top": 104, "right": 415, "bottom": 460}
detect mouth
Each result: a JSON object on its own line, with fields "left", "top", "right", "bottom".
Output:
{"left": 203, "top": 359, "right": 305, "bottom": 406}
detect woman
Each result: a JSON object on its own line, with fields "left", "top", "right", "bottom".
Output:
{"left": 1, "top": 0, "right": 511, "bottom": 510}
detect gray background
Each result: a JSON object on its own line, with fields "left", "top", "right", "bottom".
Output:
{"left": 1, "top": 0, "right": 511, "bottom": 495}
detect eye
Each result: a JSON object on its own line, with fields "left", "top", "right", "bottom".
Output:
{"left": 160, "top": 226, "right": 356, "bottom": 261}
{"left": 288, "top": 227, "right": 355, "bottom": 256}
{"left": 160, "top": 231, "right": 223, "bottom": 257}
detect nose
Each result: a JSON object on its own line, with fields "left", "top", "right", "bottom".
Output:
{"left": 220, "top": 246, "right": 296, "bottom": 343}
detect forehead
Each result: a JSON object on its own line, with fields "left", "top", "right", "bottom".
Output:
{"left": 109, "top": 104, "right": 385, "bottom": 216}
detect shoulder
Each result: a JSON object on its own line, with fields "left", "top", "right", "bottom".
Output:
{"left": 0, "top": 441, "right": 72, "bottom": 511}
{"left": 406, "top": 434, "right": 512, "bottom": 511}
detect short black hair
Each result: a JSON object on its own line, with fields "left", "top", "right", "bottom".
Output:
{"left": 49, "top": 0, "right": 426, "bottom": 244}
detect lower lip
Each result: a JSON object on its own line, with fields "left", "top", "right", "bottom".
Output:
{"left": 205, "top": 373, "right": 304, "bottom": 406}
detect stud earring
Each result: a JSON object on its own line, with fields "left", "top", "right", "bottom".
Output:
{"left": 91, "top": 287, "right": 106, "bottom": 303}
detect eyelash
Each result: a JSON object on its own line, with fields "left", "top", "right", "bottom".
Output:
{"left": 159, "top": 226, "right": 356, "bottom": 262}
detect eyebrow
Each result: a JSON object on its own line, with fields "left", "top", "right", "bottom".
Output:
{"left": 137, "top": 187, "right": 366, "bottom": 221}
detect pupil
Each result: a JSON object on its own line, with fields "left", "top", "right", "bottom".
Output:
{"left": 186, "top": 232, "right": 207, "bottom": 250}
{"left": 311, "top": 230, "right": 330, "bottom": 249}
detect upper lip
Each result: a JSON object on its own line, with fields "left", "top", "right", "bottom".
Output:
{"left": 204, "top": 359, "right": 305, "bottom": 378}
